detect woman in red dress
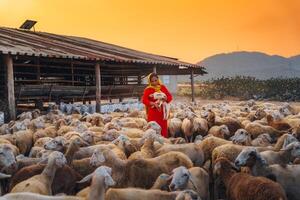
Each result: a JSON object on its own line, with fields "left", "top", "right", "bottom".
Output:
{"left": 142, "top": 73, "right": 173, "bottom": 138}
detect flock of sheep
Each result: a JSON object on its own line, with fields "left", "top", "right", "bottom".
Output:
{"left": 0, "top": 99, "right": 300, "bottom": 200}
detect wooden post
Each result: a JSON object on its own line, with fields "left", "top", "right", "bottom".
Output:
{"left": 191, "top": 68, "right": 195, "bottom": 102}
{"left": 36, "top": 58, "right": 40, "bottom": 83}
{"left": 153, "top": 66, "right": 157, "bottom": 74}
{"left": 95, "top": 63, "right": 101, "bottom": 113}
{"left": 71, "top": 61, "right": 74, "bottom": 86}
{"left": 4, "top": 55, "right": 16, "bottom": 120}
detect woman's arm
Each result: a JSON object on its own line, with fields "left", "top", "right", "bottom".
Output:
{"left": 161, "top": 85, "right": 173, "bottom": 103}
{"left": 142, "top": 88, "right": 152, "bottom": 106}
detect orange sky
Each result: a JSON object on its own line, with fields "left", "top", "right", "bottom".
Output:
{"left": 0, "top": 0, "right": 300, "bottom": 63}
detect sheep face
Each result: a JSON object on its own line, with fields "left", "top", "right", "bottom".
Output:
{"left": 175, "top": 190, "right": 201, "bottom": 200}
{"left": 95, "top": 166, "right": 115, "bottom": 188}
{"left": 90, "top": 149, "right": 106, "bottom": 167}
{"left": 80, "top": 131, "right": 95, "bottom": 144}
{"left": 169, "top": 166, "right": 190, "bottom": 191}
{"left": 144, "top": 121, "right": 162, "bottom": 135}
{"left": 220, "top": 125, "right": 230, "bottom": 137}
{"left": 254, "top": 109, "right": 266, "bottom": 120}
{"left": 282, "top": 142, "right": 300, "bottom": 158}
{"left": 234, "top": 147, "right": 267, "bottom": 168}
{"left": 231, "top": 129, "right": 250, "bottom": 144}
{"left": 44, "top": 138, "right": 64, "bottom": 151}
{"left": 0, "top": 145, "right": 17, "bottom": 174}
{"left": 50, "top": 151, "right": 67, "bottom": 168}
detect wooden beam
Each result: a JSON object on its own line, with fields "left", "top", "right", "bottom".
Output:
{"left": 95, "top": 63, "right": 101, "bottom": 113}
{"left": 4, "top": 55, "right": 16, "bottom": 120}
{"left": 191, "top": 69, "right": 195, "bottom": 102}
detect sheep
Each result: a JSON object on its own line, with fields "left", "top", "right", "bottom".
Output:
{"left": 198, "top": 136, "right": 231, "bottom": 162}
{"left": 245, "top": 122, "right": 287, "bottom": 139}
{"left": 266, "top": 114, "right": 292, "bottom": 131}
{"left": 235, "top": 147, "right": 300, "bottom": 200}
{"left": 208, "top": 125, "right": 230, "bottom": 139}
{"left": 168, "top": 118, "right": 182, "bottom": 137}
{"left": 150, "top": 91, "right": 170, "bottom": 120}
{"left": 169, "top": 166, "right": 209, "bottom": 200}
{"left": 214, "top": 157, "right": 287, "bottom": 200}
{"left": 9, "top": 162, "right": 83, "bottom": 195}
{"left": 155, "top": 143, "right": 204, "bottom": 167}
{"left": 251, "top": 133, "right": 273, "bottom": 147}
{"left": 90, "top": 147, "right": 193, "bottom": 188}
{"left": 76, "top": 166, "right": 115, "bottom": 199}
{"left": 151, "top": 173, "right": 170, "bottom": 190}
{"left": 0, "top": 193, "right": 83, "bottom": 200}
{"left": 128, "top": 129, "right": 163, "bottom": 160}
{"left": 11, "top": 151, "right": 67, "bottom": 195}
{"left": 105, "top": 188, "right": 201, "bottom": 200}
{"left": 230, "top": 129, "right": 252, "bottom": 146}
{"left": 0, "top": 144, "right": 18, "bottom": 174}
{"left": 181, "top": 112, "right": 208, "bottom": 142}
{"left": 260, "top": 141, "right": 300, "bottom": 165}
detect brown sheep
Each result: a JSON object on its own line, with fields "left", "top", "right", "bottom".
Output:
{"left": 266, "top": 114, "right": 292, "bottom": 131}
{"left": 214, "top": 157, "right": 287, "bottom": 200}
{"left": 90, "top": 147, "right": 193, "bottom": 189}
{"left": 11, "top": 151, "right": 67, "bottom": 195}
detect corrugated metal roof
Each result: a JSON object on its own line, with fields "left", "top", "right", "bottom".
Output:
{"left": 0, "top": 27, "right": 202, "bottom": 68}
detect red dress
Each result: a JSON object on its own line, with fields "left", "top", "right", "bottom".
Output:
{"left": 142, "top": 85, "right": 173, "bottom": 138}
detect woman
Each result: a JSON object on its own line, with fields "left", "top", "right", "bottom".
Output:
{"left": 142, "top": 73, "right": 172, "bottom": 138}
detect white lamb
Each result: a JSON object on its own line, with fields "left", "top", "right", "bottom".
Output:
{"left": 150, "top": 92, "right": 170, "bottom": 120}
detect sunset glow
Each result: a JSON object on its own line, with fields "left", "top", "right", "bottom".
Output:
{"left": 0, "top": 0, "right": 299, "bottom": 63}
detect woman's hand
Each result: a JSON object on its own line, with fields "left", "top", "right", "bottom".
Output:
{"left": 150, "top": 102, "right": 160, "bottom": 109}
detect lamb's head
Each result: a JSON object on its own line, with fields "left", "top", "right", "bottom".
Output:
{"left": 169, "top": 166, "right": 191, "bottom": 191}
{"left": 282, "top": 134, "right": 298, "bottom": 148}
{"left": 219, "top": 125, "right": 230, "bottom": 138}
{"left": 257, "top": 133, "right": 273, "bottom": 143}
{"left": 254, "top": 108, "right": 267, "bottom": 120}
{"left": 140, "top": 128, "right": 164, "bottom": 145}
{"left": 74, "top": 123, "right": 88, "bottom": 133}
{"left": 0, "top": 144, "right": 17, "bottom": 174}
{"left": 80, "top": 131, "right": 95, "bottom": 144}
{"left": 70, "top": 136, "right": 89, "bottom": 147}
{"left": 102, "top": 129, "right": 120, "bottom": 141}
{"left": 90, "top": 147, "right": 108, "bottom": 167}
{"left": 112, "top": 134, "right": 130, "bottom": 146}
{"left": 231, "top": 129, "right": 251, "bottom": 145}
{"left": 282, "top": 142, "right": 300, "bottom": 158}
{"left": 175, "top": 189, "right": 201, "bottom": 200}
{"left": 234, "top": 147, "right": 267, "bottom": 168}
{"left": 44, "top": 137, "right": 65, "bottom": 151}
{"left": 144, "top": 121, "right": 162, "bottom": 135}
{"left": 214, "top": 157, "right": 239, "bottom": 176}
{"left": 48, "top": 151, "right": 67, "bottom": 168}
{"left": 77, "top": 166, "right": 115, "bottom": 188}
{"left": 240, "top": 106, "right": 250, "bottom": 113}
{"left": 152, "top": 92, "right": 167, "bottom": 100}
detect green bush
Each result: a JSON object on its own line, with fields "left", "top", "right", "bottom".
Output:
{"left": 178, "top": 76, "right": 300, "bottom": 101}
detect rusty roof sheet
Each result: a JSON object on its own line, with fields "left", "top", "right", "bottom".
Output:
{"left": 0, "top": 27, "right": 201, "bottom": 68}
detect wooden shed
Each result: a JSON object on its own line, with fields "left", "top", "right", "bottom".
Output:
{"left": 0, "top": 27, "right": 206, "bottom": 121}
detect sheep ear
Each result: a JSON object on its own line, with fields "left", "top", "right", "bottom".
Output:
{"left": 104, "top": 175, "right": 115, "bottom": 187}
{"left": 281, "top": 142, "right": 295, "bottom": 151}
{"left": 77, "top": 173, "right": 93, "bottom": 184}
{"left": 0, "top": 172, "right": 11, "bottom": 179}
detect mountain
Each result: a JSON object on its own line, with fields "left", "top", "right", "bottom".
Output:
{"left": 179, "top": 51, "right": 300, "bottom": 82}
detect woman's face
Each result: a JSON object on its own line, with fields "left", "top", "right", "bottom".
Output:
{"left": 150, "top": 76, "right": 159, "bottom": 86}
